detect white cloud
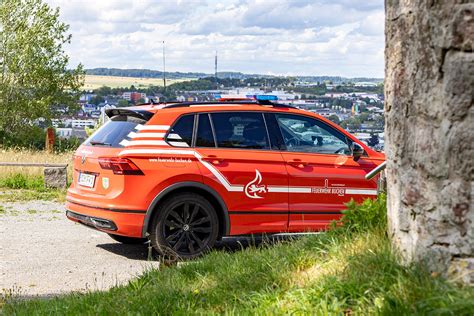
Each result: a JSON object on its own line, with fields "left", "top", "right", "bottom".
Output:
{"left": 45, "top": 0, "right": 384, "bottom": 77}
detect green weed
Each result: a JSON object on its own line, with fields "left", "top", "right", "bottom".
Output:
{"left": 0, "top": 174, "right": 43, "bottom": 190}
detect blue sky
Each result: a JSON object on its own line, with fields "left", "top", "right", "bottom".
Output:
{"left": 46, "top": 0, "right": 385, "bottom": 77}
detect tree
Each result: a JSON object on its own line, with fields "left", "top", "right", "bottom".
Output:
{"left": 90, "top": 95, "right": 104, "bottom": 105}
{"left": 0, "top": 0, "right": 84, "bottom": 144}
{"left": 117, "top": 99, "right": 129, "bottom": 107}
{"left": 385, "top": 1, "right": 472, "bottom": 283}
{"left": 327, "top": 114, "right": 340, "bottom": 125}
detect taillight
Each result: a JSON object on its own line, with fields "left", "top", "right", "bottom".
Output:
{"left": 98, "top": 157, "right": 144, "bottom": 175}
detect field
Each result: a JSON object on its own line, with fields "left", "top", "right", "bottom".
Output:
{"left": 83, "top": 75, "right": 191, "bottom": 90}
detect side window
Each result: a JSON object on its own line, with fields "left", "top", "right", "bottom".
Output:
{"left": 275, "top": 114, "right": 351, "bottom": 155}
{"left": 210, "top": 112, "right": 270, "bottom": 149}
{"left": 196, "top": 114, "right": 216, "bottom": 147}
{"left": 166, "top": 114, "right": 194, "bottom": 147}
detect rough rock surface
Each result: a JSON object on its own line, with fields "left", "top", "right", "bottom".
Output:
{"left": 385, "top": 1, "right": 473, "bottom": 284}
{"left": 44, "top": 167, "right": 67, "bottom": 188}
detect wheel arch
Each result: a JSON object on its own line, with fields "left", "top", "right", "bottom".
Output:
{"left": 142, "top": 182, "right": 230, "bottom": 239}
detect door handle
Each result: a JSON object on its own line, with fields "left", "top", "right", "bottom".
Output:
{"left": 288, "top": 159, "right": 308, "bottom": 168}
{"left": 202, "top": 155, "right": 224, "bottom": 165}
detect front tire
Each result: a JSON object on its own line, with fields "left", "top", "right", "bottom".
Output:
{"left": 149, "top": 193, "right": 219, "bottom": 259}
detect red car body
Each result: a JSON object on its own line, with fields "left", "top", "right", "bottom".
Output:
{"left": 66, "top": 101, "right": 384, "bottom": 257}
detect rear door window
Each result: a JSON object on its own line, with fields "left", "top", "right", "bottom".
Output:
{"left": 210, "top": 112, "right": 270, "bottom": 150}
{"left": 166, "top": 114, "right": 194, "bottom": 147}
{"left": 196, "top": 114, "right": 216, "bottom": 147}
{"left": 85, "top": 115, "right": 146, "bottom": 148}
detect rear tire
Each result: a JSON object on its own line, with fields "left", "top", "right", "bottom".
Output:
{"left": 149, "top": 192, "right": 219, "bottom": 259}
{"left": 108, "top": 234, "right": 147, "bottom": 244}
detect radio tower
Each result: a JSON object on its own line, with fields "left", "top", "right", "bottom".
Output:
{"left": 214, "top": 51, "right": 218, "bottom": 90}
{"left": 162, "top": 41, "right": 166, "bottom": 92}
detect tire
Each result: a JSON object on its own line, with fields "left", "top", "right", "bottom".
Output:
{"left": 108, "top": 234, "right": 147, "bottom": 244}
{"left": 149, "top": 192, "right": 219, "bottom": 259}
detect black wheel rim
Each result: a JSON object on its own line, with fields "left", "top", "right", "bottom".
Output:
{"left": 162, "top": 201, "right": 212, "bottom": 255}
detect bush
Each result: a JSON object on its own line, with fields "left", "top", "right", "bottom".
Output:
{"left": 0, "top": 127, "right": 81, "bottom": 153}
{"left": 337, "top": 194, "right": 387, "bottom": 233}
{"left": 0, "top": 126, "right": 46, "bottom": 150}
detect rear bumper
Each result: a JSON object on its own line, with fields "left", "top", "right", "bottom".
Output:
{"left": 66, "top": 210, "right": 117, "bottom": 231}
{"left": 65, "top": 200, "right": 146, "bottom": 237}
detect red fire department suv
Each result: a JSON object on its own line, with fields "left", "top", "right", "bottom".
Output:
{"left": 66, "top": 100, "right": 385, "bottom": 258}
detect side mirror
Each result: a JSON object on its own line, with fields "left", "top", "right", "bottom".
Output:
{"left": 352, "top": 143, "right": 364, "bottom": 161}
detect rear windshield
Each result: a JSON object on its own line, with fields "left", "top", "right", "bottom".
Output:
{"left": 84, "top": 115, "right": 147, "bottom": 147}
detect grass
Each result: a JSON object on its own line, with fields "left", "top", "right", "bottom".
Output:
{"left": 0, "top": 148, "right": 71, "bottom": 201}
{"left": 2, "top": 195, "right": 473, "bottom": 314}
{"left": 0, "top": 173, "right": 67, "bottom": 202}
{"left": 84, "top": 75, "right": 190, "bottom": 90}
{"left": 0, "top": 148, "right": 73, "bottom": 178}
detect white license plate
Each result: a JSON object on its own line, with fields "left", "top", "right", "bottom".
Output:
{"left": 78, "top": 172, "right": 96, "bottom": 188}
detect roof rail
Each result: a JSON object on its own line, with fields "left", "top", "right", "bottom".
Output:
{"left": 161, "top": 100, "right": 297, "bottom": 109}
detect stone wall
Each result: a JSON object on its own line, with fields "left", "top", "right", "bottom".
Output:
{"left": 385, "top": 0, "right": 473, "bottom": 284}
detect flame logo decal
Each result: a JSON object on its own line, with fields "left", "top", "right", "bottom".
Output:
{"left": 244, "top": 170, "right": 267, "bottom": 199}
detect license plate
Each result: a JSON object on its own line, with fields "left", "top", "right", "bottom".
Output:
{"left": 78, "top": 172, "right": 96, "bottom": 188}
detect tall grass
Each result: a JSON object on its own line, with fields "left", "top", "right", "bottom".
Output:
{"left": 0, "top": 148, "right": 73, "bottom": 178}
{"left": 2, "top": 195, "right": 473, "bottom": 314}
{"left": 0, "top": 149, "right": 72, "bottom": 201}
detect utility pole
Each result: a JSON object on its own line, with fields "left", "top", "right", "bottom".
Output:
{"left": 162, "top": 41, "right": 166, "bottom": 92}
{"left": 214, "top": 50, "right": 218, "bottom": 90}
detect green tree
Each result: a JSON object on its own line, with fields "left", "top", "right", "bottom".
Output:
{"left": 328, "top": 114, "right": 340, "bottom": 125}
{"left": 90, "top": 95, "right": 105, "bottom": 105}
{"left": 0, "top": 0, "right": 84, "bottom": 144}
{"left": 117, "top": 99, "right": 129, "bottom": 107}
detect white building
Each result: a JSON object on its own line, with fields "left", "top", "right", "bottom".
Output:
{"left": 69, "top": 119, "right": 96, "bottom": 128}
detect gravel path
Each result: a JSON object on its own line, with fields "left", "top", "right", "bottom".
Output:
{"left": 0, "top": 200, "right": 159, "bottom": 297}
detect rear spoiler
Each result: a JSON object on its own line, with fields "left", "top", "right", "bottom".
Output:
{"left": 105, "top": 108, "right": 153, "bottom": 121}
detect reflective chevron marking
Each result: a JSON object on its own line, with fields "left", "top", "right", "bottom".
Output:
{"left": 135, "top": 124, "right": 170, "bottom": 131}
{"left": 119, "top": 140, "right": 168, "bottom": 147}
{"left": 128, "top": 132, "right": 166, "bottom": 138}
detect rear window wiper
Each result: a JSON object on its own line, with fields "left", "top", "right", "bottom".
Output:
{"left": 89, "top": 141, "right": 112, "bottom": 146}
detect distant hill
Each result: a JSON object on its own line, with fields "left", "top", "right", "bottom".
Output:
{"left": 85, "top": 68, "right": 383, "bottom": 84}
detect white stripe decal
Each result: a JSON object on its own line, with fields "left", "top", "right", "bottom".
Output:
{"left": 168, "top": 141, "right": 190, "bottom": 147}
{"left": 200, "top": 160, "right": 243, "bottom": 192}
{"left": 345, "top": 189, "right": 378, "bottom": 195}
{"left": 118, "top": 148, "right": 377, "bottom": 196}
{"left": 119, "top": 149, "right": 195, "bottom": 156}
{"left": 135, "top": 124, "right": 170, "bottom": 131}
{"left": 267, "top": 187, "right": 313, "bottom": 193}
{"left": 120, "top": 140, "right": 168, "bottom": 147}
{"left": 128, "top": 132, "right": 166, "bottom": 139}
{"left": 167, "top": 133, "right": 182, "bottom": 140}
{"left": 267, "top": 186, "right": 289, "bottom": 193}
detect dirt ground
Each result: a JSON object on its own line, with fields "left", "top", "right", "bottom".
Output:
{"left": 0, "top": 200, "right": 297, "bottom": 298}
{"left": 0, "top": 200, "right": 159, "bottom": 298}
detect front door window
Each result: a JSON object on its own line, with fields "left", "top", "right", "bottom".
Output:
{"left": 275, "top": 113, "right": 351, "bottom": 155}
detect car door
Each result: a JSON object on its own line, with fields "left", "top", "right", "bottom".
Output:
{"left": 193, "top": 111, "right": 289, "bottom": 235}
{"left": 272, "top": 113, "right": 379, "bottom": 232}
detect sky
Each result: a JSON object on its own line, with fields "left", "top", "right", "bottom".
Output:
{"left": 45, "top": 0, "right": 385, "bottom": 78}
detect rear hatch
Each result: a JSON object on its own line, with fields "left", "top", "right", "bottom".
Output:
{"left": 70, "top": 109, "right": 153, "bottom": 199}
